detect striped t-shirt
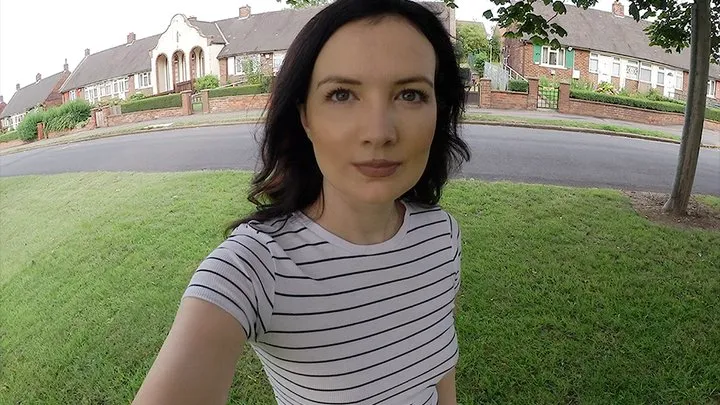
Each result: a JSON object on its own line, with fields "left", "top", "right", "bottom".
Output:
{"left": 183, "top": 201, "right": 462, "bottom": 405}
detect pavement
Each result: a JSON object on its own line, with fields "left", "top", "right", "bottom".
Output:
{"left": 466, "top": 107, "right": 720, "bottom": 146}
{"left": 1, "top": 124, "right": 718, "bottom": 196}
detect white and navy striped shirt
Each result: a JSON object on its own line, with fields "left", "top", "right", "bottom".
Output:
{"left": 183, "top": 201, "right": 462, "bottom": 405}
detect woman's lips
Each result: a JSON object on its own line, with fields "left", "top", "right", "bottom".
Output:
{"left": 352, "top": 160, "right": 401, "bottom": 178}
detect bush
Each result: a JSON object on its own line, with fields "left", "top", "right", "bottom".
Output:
{"left": 707, "top": 108, "right": 720, "bottom": 122}
{"left": 121, "top": 94, "right": 182, "bottom": 114}
{"left": 194, "top": 75, "right": 220, "bottom": 91}
{"left": 539, "top": 76, "right": 559, "bottom": 89}
{"left": 43, "top": 100, "right": 92, "bottom": 133}
{"left": 571, "top": 79, "right": 594, "bottom": 92}
{"left": 128, "top": 92, "right": 146, "bottom": 101}
{"left": 208, "top": 85, "right": 264, "bottom": 98}
{"left": 17, "top": 110, "right": 46, "bottom": 142}
{"left": 596, "top": 82, "right": 617, "bottom": 94}
{"left": 0, "top": 130, "right": 19, "bottom": 143}
{"left": 508, "top": 80, "right": 529, "bottom": 93}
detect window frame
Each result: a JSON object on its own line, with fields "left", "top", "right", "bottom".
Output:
{"left": 541, "top": 46, "right": 566, "bottom": 68}
{"left": 639, "top": 62, "right": 652, "bottom": 83}
{"left": 273, "top": 51, "right": 286, "bottom": 74}
{"left": 626, "top": 60, "right": 639, "bottom": 81}
{"left": 235, "top": 54, "right": 261, "bottom": 75}
{"left": 656, "top": 67, "right": 665, "bottom": 86}
{"left": 589, "top": 53, "right": 599, "bottom": 73}
{"left": 612, "top": 58, "right": 621, "bottom": 77}
{"left": 709, "top": 80, "right": 717, "bottom": 98}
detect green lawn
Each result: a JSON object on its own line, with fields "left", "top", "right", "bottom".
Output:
{"left": 1, "top": 172, "right": 719, "bottom": 404}
{"left": 0, "top": 130, "right": 19, "bottom": 143}
{"left": 463, "top": 113, "right": 679, "bottom": 140}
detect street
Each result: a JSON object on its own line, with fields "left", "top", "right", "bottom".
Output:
{"left": 1, "top": 124, "right": 718, "bottom": 195}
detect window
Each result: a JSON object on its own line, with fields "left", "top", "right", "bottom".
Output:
{"left": 541, "top": 46, "right": 565, "bottom": 68}
{"left": 639, "top": 62, "right": 652, "bottom": 83}
{"left": 235, "top": 54, "right": 261, "bottom": 75}
{"left": 626, "top": 60, "right": 639, "bottom": 80}
{"left": 69, "top": 91, "right": 76, "bottom": 101}
{"left": 612, "top": 58, "right": 621, "bottom": 77}
{"left": 273, "top": 51, "right": 286, "bottom": 74}
{"left": 675, "top": 71, "right": 684, "bottom": 90}
{"left": 656, "top": 68, "right": 665, "bottom": 85}
{"left": 709, "top": 80, "right": 717, "bottom": 98}
{"left": 138, "top": 72, "right": 152, "bottom": 88}
{"left": 589, "top": 53, "right": 599, "bottom": 73}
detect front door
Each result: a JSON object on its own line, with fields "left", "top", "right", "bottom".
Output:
{"left": 598, "top": 56, "right": 613, "bottom": 84}
{"left": 664, "top": 71, "right": 676, "bottom": 98}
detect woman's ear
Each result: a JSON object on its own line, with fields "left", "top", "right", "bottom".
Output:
{"left": 298, "top": 104, "right": 311, "bottom": 140}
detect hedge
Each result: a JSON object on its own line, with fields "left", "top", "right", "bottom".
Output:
{"left": 121, "top": 94, "right": 182, "bottom": 114}
{"left": 208, "top": 85, "right": 264, "bottom": 98}
{"left": 16, "top": 111, "right": 46, "bottom": 142}
{"left": 570, "top": 90, "right": 720, "bottom": 122}
{"left": 508, "top": 80, "right": 529, "bottom": 93}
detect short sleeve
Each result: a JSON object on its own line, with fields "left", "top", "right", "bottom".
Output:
{"left": 447, "top": 212, "right": 462, "bottom": 297}
{"left": 183, "top": 223, "right": 276, "bottom": 341}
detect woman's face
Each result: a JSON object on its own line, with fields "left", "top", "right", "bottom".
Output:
{"left": 301, "top": 16, "right": 437, "bottom": 206}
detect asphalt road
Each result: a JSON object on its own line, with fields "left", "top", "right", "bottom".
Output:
{"left": 1, "top": 124, "right": 718, "bottom": 195}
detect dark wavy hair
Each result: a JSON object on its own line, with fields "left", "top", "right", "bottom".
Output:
{"left": 229, "top": 0, "right": 470, "bottom": 232}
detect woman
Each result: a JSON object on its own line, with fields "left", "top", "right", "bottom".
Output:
{"left": 133, "top": 0, "right": 470, "bottom": 403}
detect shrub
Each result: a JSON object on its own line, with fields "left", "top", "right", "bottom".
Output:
{"left": 208, "top": 85, "right": 264, "bottom": 98}
{"left": 508, "top": 80, "right": 529, "bottom": 93}
{"left": 194, "top": 75, "right": 220, "bottom": 91}
{"left": 539, "top": 76, "right": 559, "bottom": 89}
{"left": 128, "top": 92, "right": 146, "bottom": 101}
{"left": 707, "top": 108, "right": 720, "bottom": 122}
{"left": 121, "top": 94, "right": 182, "bottom": 114}
{"left": 596, "top": 82, "right": 617, "bottom": 94}
{"left": 571, "top": 79, "right": 594, "bottom": 92}
{"left": 42, "top": 100, "right": 92, "bottom": 133}
{"left": 17, "top": 110, "right": 46, "bottom": 142}
{"left": 0, "top": 130, "right": 19, "bottom": 143}
{"left": 472, "top": 51, "right": 488, "bottom": 76}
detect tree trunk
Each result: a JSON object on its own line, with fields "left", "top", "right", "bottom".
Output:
{"left": 663, "top": 0, "right": 712, "bottom": 214}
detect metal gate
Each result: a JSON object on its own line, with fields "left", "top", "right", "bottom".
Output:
{"left": 538, "top": 86, "right": 559, "bottom": 109}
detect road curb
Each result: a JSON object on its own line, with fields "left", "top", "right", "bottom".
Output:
{"left": 462, "top": 120, "right": 719, "bottom": 149}
{"left": 2, "top": 118, "right": 718, "bottom": 156}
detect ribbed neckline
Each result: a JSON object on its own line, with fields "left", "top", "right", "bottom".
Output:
{"left": 294, "top": 200, "right": 412, "bottom": 254}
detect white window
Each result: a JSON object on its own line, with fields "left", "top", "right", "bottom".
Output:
{"left": 612, "top": 58, "right": 621, "bottom": 77}
{"left": 541, "top": 46, "right": 565, "bottom": 68}
{"left": 589, "top": 53, "right": 599, "bottom": 73}
{"left": 709, "top": 80, "right": 717, "bottom": 98}
{"left": 656, "top": 68, "right": 665, "bottom": 86}
{"left": 273, "top": 51, "right": 286, "bottom": 74}
{"left": 235, "top": 54, "right": 261, "bottom": 75}
{"left": 626, "top": 60, "right": 639, "bottom": 80}
{"left": 675, "top": 71, "right": 684, "bottom": 90}
{"left": 639, "top": 63, "right": 652, "bottom": 83}
{"left": 138, "top": 72, "right": 151, "bottom": 88}
{"left": 84, "top": 86, "right": 97, "bottom": 102}
{"left": 69, "top": 91, "right": 77, "bottom": 101}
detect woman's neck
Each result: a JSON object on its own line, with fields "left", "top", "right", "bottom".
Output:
{"left": 304, "top": 186, "right": 405, "bottom": 245}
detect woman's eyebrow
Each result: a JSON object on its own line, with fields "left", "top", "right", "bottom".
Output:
{"left": 316, "top": 75, "right": 434, "bottom": 89}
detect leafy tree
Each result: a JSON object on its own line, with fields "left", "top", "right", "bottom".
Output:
{"left": 489, "top": 33, "right": 502, "bottom": 62}
{"left": 457, "top": 23, "right": 489, "bottom": 62}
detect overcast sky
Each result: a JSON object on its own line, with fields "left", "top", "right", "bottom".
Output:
{"left": 0, "top": 0, "right": 623, "bottom": 101}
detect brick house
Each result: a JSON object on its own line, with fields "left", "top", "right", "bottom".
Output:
{"left": 0, "top": 62, "right": 70, "bottom": 130}
{"left": 0, "top": 96, "right": 6, "bottom": 119}
{"left": 504, "top": 1, "right": 720, "bottom": 101}
{"left": 59, "top": 3, "right": 456, "bottom": 104}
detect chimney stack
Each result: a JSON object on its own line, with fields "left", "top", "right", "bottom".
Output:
{"left": 63, "top": 58, "right": 69, "bottom": 72}
{"left": 36, "top": 73, "right": 42, "bottom": 82}
{"left": 612, "top": 0, "right": 625, "bottom": 17}
{"left": 16, "top": 83, "right": 20, "bottom": 91}
{"left": 239, "top": 5, "right": 251, "bottom": 19}
{"left": 85, "top": 48, "right": 91, "bottom": 57}
{"left": 127, "top": 32, "right": 136, "bottom": 44}
{"left": 188, "top": 16, "right": 197, "bottom": 21}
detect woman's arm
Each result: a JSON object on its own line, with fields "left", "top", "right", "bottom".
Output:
{"left": 436, "top": 367, "right": 457, "bottom": 405}
{"left": 132, "top": 297, "right": 246, "bottom": 405}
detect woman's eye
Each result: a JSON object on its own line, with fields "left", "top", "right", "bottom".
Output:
{"left": 328, "top": 89, "right": 352, "bottom": 102}
{"left": 399, "top": 90, "right": 427, "bottom": 103}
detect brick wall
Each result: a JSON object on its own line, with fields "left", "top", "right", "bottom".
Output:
{"left": 574, "top": 50, "right": 591, "bottom": 81}
{"left": 514, "top": 43, "right": 588, "bottom": 82}
{"left": 44, "top": 71, "right": 71, "bottom": 108}
{"left": 566, "top": 98, "right": 685, "bottom": 125}
{"left": 715, "top": 81, "right": 720, "bottom": 100}
{"left": 505, "top": 38, "right": 526, "bottom": 76}
{"left": 107, "top": 107, "right": 185, "bottom": 126}
{"left": 208, "top": 94, "right": 270, "bottom": 113}
{"left": 683, "top": 71, "right": 689, "bottom": 93}
{"left": 625, "top": 79, "right": 639, "bottom": 92}
{"left": 261, "top": 53, "right": 273, "bottom": 76}
{"left": 490, "top": 90, "right": 530, "bottom": 109}
{"left": 638, "top": 82, "right": 651, "bottom": 93}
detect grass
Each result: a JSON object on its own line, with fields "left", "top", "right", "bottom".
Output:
{"left": 464, "top": 113, "right": 680, "bottom": 140}
{"left": 0, "top": 130, "right": 19, "bottom": 143}
{"left": 1, "top": 172, "right": 719, "bottom": 404}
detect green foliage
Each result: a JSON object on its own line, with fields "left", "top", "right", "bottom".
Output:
{"left": 16, "top": 110, "right": 46, "bottom": 142}
{"left": 128, "top": 93, "right": 146, "bottom": 102}
{"left": 508, "top": 79, "right": 529, "bottom": 93}
{"left": 571, "top": 79, "right": 595, "bottom": 91}
{"left": 120, "top": 94, "right": 182, "bottom": 114}
{"left": 194, "top": 75, "right": 220, "bottom": 91}
{"left": 596, "top": 81, "right": 617, "bottom": 94}
{"left": 0, "top": 130, "right": 19, "bottom": 143}
{"left": 207, "top": 85, "right": 265, "bottom": 98}
{"left": 457, "top": 23, "right": 489, "bottom": 62}
{"left": 489, "top": 33, "right": 502, "bottom": 62}
{"left": 472, "top": 51, "right": 488, "bottom": 74}
{"left": 539, "top": 76, "right": 559, "bottom": 89}
{"left": 96, "top": 98, "right": 123, "bottom": 107}
{"left": 644, "top": 88, "right": 683, "bottom": 104}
